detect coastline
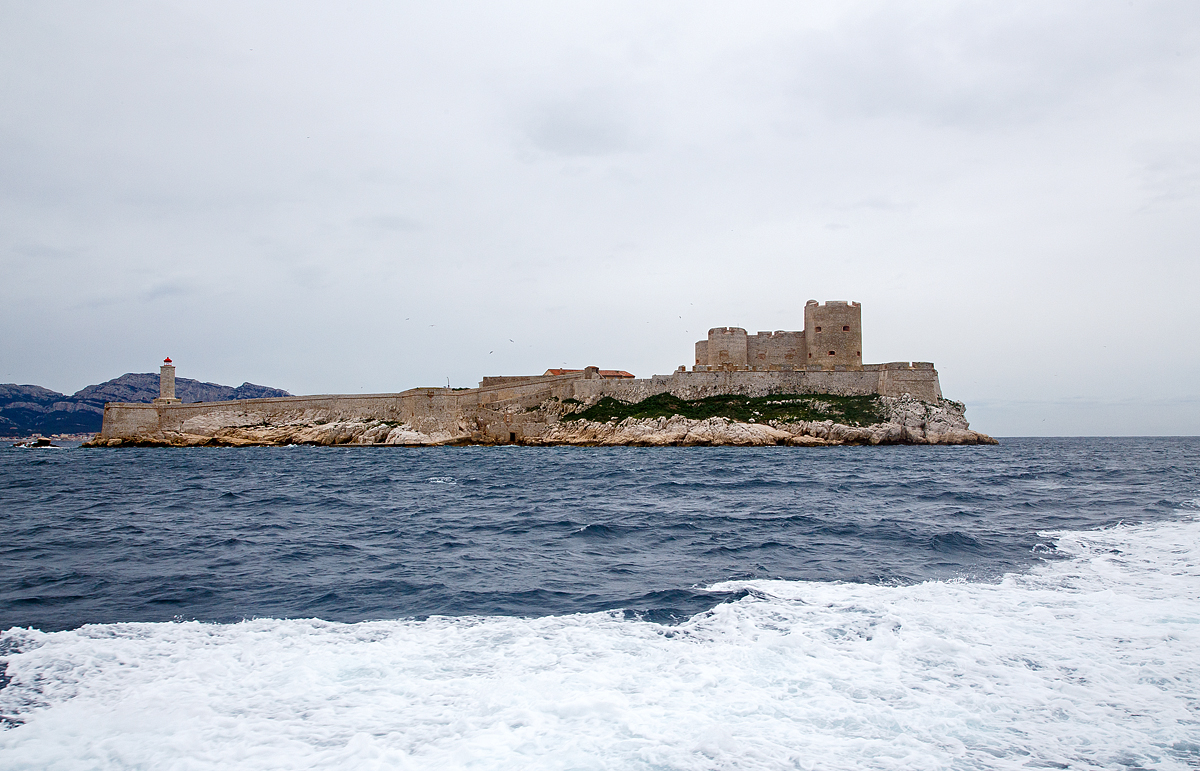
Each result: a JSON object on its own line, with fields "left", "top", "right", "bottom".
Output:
{"left": 83, "top": 393, "right": 997, "bottom": 447}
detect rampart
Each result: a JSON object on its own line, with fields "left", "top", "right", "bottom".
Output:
{"left": 92, "top": 300, "right": 950, "bottom": 445}
{"left": 93, "top": 363, "right": 942, "bottom": 445}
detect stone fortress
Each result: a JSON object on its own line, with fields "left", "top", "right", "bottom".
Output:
{"left": 88, "top": 300, "right": 988, "bottom": 446}
{"left": 695, "top": 300, "right": 864, "bottom": 371}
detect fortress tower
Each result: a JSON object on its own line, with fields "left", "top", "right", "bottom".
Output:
{"left": 696, "top": 327, "right": 749, "bottom": 369}
{"left": 153, "top": 357, "right": 181, "bottom": 404}
{"left": 692, "top": 300, "right": 863, "bottom": 372}
{"left": 803, "top": 300, "right": 862, "bottom": 370}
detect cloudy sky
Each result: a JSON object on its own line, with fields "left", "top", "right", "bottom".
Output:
{"left": 2, "top": 1, "right": 1197, "bottom": 435}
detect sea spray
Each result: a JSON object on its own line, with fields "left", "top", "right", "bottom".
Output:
{"left": 3, "top": 515, "right": 1198, "bottom": 770}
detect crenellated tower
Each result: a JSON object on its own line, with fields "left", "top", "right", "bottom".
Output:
{"left": 803, "top": 300, "right": 862, "bottom": 370}
{"left": 699, "top": 327, "right": 749, "bottom": 369}
{"left": 690, "top": 301, "right": 865, "bottom": 371}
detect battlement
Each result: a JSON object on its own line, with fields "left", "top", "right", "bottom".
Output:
{"left": 696, "top": 299, "right": 863, "bottom": 372}
{"left": 804, "top": 299, "right": 860, "bottom": 309}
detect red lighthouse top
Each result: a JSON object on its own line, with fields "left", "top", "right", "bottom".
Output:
{"left": 164, "top": 357, "right": 172, "bottom": 364}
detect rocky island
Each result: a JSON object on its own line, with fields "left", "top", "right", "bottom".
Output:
{"left": 85, "top": 301, "right": 996, "bottom": 447}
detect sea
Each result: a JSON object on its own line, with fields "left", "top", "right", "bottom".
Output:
{"left": 1, "top": 438, "right": 1198, "bottom": 770}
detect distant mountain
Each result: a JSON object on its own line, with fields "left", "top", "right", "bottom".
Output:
{"left": 71, "top": 373, "right": 291, "bottom": 407}
{"left": 0, "top": 374, "right": 291, "bottom": 437}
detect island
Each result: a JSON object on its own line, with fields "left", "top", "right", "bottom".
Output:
{"left": 84, "top": 301, "right": 996, "bottom": 447}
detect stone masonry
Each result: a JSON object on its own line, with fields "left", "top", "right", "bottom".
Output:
{"left": 695, "top": 300, "right": 863, "bottom": 371}
{"left": 153, "top": 359, "right": 181, "bottom": 405}
{"left": 90, "top": 301, "right": 957, "bottom": 445}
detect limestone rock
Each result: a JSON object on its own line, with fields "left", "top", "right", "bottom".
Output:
{"left": 532, "top": 396, "right": 995, "bottom": 447}
{"left": 85, "top": 391, "right": 995, "bottom": 448}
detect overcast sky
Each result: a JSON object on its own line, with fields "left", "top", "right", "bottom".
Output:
{"left": 2, "top": 1, "right": 1197, "bottom": 435}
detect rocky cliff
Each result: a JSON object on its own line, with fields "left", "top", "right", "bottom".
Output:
{"left": 88, "top": 393, "right": 995, "bottom": 447}
{"left": 533, "top": 396, "right": 994, "bottom": 446}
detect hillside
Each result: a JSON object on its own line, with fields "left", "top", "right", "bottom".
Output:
{"left": 0, "top": 374, "right": 290, "bottom": 437}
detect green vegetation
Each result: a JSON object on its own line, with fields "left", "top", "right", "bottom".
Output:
{"left": 565, "top": 392, "right": 886, "bottom": 426}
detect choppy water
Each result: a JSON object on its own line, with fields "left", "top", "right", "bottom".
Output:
{"left": 2, "top": 439, "right": 1199, "bottom": 769}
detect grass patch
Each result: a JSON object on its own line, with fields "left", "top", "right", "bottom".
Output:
{"left": 565, "top": 392, "right": 886, "bottom": 427}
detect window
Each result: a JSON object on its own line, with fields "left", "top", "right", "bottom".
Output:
{"left": 815, "top": 326, "right": 822, "bottom": 332}
{"left": 843, "top": 325, "right": 850, "bottom": 331}
{"left": 828, "top": 351, "right": 835, "bottom": 356}
{"left": 808, "top": 353, "right": 812, "bottom": 358}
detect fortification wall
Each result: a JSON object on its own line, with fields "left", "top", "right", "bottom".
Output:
{"left": 97, "top": 403, "right": 161, "bottom": 438}
{"left": 94, "top": 373, "right": 588, "bottom": 444}
{"left": 745, "top": 330, "right": 806, "bottom": 369}
{"left": 94, "top": 365, "right": 941, "bottom": 444}
{"left": 875, "top": 362, "right": 941, "bottom": 402}
{"left": 479, "top": 375, "right": 564, "bottom": 387}
{"left": 571, "top": 365, "right": 940, "bottom": 403}
{"left": 95, "top": 391, "right": 457, "bottom": 442}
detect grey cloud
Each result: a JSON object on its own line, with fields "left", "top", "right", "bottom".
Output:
{"left": 1135, "top": 143, "right": 1200, "bottom": 206}
{"left": 523, "top": 92, "right": 640, "bottom": 157}
{"left": 140, "top": 280, "right": 194, "bottom": 302}
{"left": 13, "top": 243, "right": 77, "bottom": 261}
{"left": 785, "top": 1, "right": 1200, "bottom": 127}
{"left": 0, "top": 1, "right": 1197, "bottom": 435}
{"left": 356, "top": 215, "right": 422, "bottom": 232}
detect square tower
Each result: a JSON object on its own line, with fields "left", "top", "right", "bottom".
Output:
{"left": 803, "top": 300, "right": 863, "bottom": 370}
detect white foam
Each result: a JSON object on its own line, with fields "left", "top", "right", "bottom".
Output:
{"left": 3, "top": 516, "right": 1199, "bottom": 770}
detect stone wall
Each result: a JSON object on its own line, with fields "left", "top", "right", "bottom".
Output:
{"left": 479, "top": 376, "right": 544, "bottom": 387}
{"left": 745, "top": 330, "right": 806, "bottom": 369}
{"left": 93, "top": 373, "right": 586, "bottom": 445}
{"left": 573, "top": 365, "right": 941, "bottom": 404}
{"left": 97, "top": 403, "right": 161, "bottom": 438}
{"left": 94, "top": 364, "right": 942, "bottom": 445}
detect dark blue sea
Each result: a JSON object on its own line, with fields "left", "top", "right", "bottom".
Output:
{"left": 2, "top": 439, "right": 1199, "bottom": 769}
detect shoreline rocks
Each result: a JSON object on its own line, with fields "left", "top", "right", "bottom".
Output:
{"left": 83, "top": 395, "right": 996, "bottom": 448}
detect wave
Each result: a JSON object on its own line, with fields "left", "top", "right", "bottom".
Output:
{"left": 3, "top": 515, "right": 1198, "bottom": 769}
